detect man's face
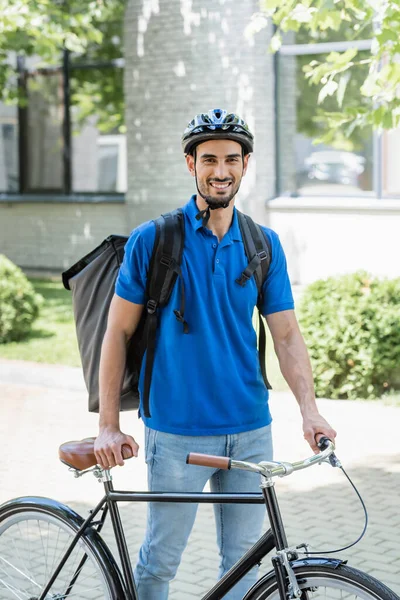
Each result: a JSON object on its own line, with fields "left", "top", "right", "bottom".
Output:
{"left": 186, "top": 139, "right": 249, "bottom": 208}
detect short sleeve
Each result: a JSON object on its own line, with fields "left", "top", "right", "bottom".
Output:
{"left": 115, "top": 221, "right": 156, "bottom": 304}
{"left": 260, "top": 228, "right": 294, "bottom": 316}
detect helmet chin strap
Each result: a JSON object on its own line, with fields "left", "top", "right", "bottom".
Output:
{"left": 194, "top": 184, "right": 232, "bottom": 227}
{"left": 195, "top": 204, "right": 212, "bottom": 228}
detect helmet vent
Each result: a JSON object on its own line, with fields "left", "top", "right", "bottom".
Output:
{"left": 182, "top": 108, "right": 254, "bottom": 155}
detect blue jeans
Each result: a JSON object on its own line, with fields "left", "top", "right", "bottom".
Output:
{"left": 134, "top": 425, "right": 273, "bottom": 600}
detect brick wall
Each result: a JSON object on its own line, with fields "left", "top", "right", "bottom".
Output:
{"left": 124, "top": 0, "right": 275, "bottom": 226}
{"left": 0, "top": 201, "right": 128, "bottom": 271}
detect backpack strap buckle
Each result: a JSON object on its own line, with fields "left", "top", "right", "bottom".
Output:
{"left": 160, "top": 255, "right": 174, "bottom": 268}
{"left": 235, "top": 272, "right": 251, "bottom": 287}
{"left": 258, "top": 250, "right": 268, "bottom": 261}
{"left": 146, "top": 299, "right": 158, "bottom": 314}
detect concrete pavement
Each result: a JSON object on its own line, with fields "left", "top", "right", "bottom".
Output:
{"left": 0, "top": 358, "right": 399, "bottom": 598}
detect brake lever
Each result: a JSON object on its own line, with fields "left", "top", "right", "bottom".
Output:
{"left": 317, "top": 436, "right": 342, "bottom": 468}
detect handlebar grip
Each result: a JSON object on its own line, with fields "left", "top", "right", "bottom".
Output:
{"left": 122, "top": 445, "right": 134, "bottom": 460}
{"left": 186, "top": 453, "right": 231, "bottom": 470}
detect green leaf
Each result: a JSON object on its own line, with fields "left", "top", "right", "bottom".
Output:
{"left": 360, "top": 72, "right": 380, "bottom": 98}
{"left": 312, "top": 9, "right": 342, "bottom": 31}
{"left": 244, "top": 13, "right": 269, "bottom": 39}
{"left": 383, "top": 111, "right": 394, "bottom": 129}
{"left": 371, "top": 105, "right": 386, "bottom": 128}
{"left": 318, "top": 79, "right": 338, "bottom": 104}
{"left": 291, "top": 4, "right": 315, "bottom": 24}
{"left": 337, "top": 72, "right": 350, "bottom": 107}
{"left": 269, "top": 32, "right": 282, "bottom": 52}
{"left": 376, "top": 28, "right": 398, "bottom": 44}
{"left": 260, "top": 0, "right": 282, "bottom": 14}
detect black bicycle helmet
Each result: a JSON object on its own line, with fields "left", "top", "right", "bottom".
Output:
{"left": 182, "top": 108, "right": 254, "bottom": 155}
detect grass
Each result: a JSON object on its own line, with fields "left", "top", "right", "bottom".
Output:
{"left": 0, "top": 278, "right": 81, "bottom": 366}
{"left": 0, "top": 278, "right": 288, "bottom": 390}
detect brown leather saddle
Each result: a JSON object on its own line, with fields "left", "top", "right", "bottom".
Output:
{"left": 59, "top": 437, "right": 133, "bottom": 471}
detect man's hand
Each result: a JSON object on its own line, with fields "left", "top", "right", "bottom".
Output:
{"left": 302, "top": 412, "right": 337, "bottom": 454}
{"left": 94, "top": 426, "right": 139, "bottom": 469}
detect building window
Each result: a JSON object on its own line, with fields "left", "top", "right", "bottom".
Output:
{"left": 382, "top": 129, "right": 400, "bottom": 197}
{"left": 277, "top": 50, "right": 373, "bottom": 197}
{"left": 71, "top": 127, "right": 127, "bottom": 193}
{"left": 70, "top": 65, "right": 126, "bottom": 193}
{"left": 98, "top": 135, "right": 127, "bottom": 192}
{"left": 7, "top": 51, "right": 125, "bottom": 197}
{"left": 26, "top": 72, "right": 64, "bottom": 192}
{"left": 0, "top": 104, "right": 19, "bottom": 192}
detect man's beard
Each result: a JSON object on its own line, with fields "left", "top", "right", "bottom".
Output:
{"left": 196, "top": 177, "right": 242, "bottom": 209}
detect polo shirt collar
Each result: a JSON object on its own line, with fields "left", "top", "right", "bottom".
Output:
{"left": 184, "top": 195, "right": 242, "bottom": 242}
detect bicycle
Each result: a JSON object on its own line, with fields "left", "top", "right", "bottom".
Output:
{"left": 0, "top": 436, "right": 398, "bottom": 600}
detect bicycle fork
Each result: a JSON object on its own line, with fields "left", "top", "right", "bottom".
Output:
{"left": 261, "top": 476, "right": 302, "bottom": 600}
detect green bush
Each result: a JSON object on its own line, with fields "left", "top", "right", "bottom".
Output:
{"left": 0, "top": 255, "right": 43, "bottom": 343}
{"left": 298, "top": 271, "right": 400, "bottom": 400}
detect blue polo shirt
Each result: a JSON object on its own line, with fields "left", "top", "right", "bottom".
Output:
{"left": 116, "top": 196, "right": 294, "bottom": 435}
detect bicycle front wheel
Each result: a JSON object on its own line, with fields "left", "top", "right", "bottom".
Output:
{"left": 0, "top": 498, "right": 124, "bottom": 599}
{"left": 245, "top": 562, "right": 399, "bottom": 600}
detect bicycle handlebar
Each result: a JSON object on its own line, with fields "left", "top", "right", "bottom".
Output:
{"left": 186, "top": 437, "right": 339, "bottom": 478}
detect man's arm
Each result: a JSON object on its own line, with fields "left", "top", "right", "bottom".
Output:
{"left": 266, "top": 309, "right": 336, "bottom": 452}
{"left": 94, "top": 294, "right": 144, "bottom": 469}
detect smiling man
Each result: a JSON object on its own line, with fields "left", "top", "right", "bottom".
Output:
{"left": 192, "top": 146, "right": 245, "bottom": 207}
{"left": 94, "top": 109, "right": 336, "bottom": 600}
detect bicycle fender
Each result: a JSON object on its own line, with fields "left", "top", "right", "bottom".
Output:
{"left": 291, "top": 556, "right": 346, "bottom": 569}
{"left": 0, "top": 496, "right": 92, "bottom": 529}
{"left": 0, "top": 496, "right": 126, "bottom": 597}
{"left": 242, "top": 556, "right": 346, "bottom": 600}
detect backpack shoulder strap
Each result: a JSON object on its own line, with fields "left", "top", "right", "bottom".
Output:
{"left": 142, "top": 208, "right": 185, "bottom": 417}
{"left": 146, "top": 208, "right": 185, "bottom": 309}
{"left": 236, "top": 210, "right": 271, "bottom": 298}
{"left": 236, "top": 210, "right": 272, "bottom": 391}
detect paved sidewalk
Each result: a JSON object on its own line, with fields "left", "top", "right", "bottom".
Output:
{"left": 0, "top": 358, "right": 399, "bottom": 598}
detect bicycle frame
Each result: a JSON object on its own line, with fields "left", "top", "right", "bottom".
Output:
{"left": 37, "top": 472, "right": 284, "bottom": 600}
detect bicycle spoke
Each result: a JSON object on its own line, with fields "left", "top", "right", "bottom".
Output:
{"left": 60, "top": 562, "right": 110, "bottom": 587}
{"left": 0, "top": 555, "right": 42, "bottom": 589}
{"left": 48, "top": 518, "right": 63, "bottom": 583}
{"left": 0, "top": 565, "right": 32, "bottom": 600}
{"left": 13, "top": 523, "right": 33, "bottom": 586}
{"left": 65, "top": 539, "right": 84, "bottom": 587}
{"left": 0, "top": 575, "right": 30, "bottom": 600}
{"left": 53, "top": 584, "right": 112, "bottom": 599}
{"left": 254, "top": 566, "right": 398, "bottom": 600}
{"left": 38, "top": 518, "right": 49, "bottom": 585}
{"left": 0, "top": 510, "right": 113, "bottom": 599}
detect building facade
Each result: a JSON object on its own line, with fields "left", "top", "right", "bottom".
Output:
{"left": 0, "top": 0, "right": 399, "bottom": 283}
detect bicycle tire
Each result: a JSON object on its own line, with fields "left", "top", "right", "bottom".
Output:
{"left": 243, "top": 562, "right": 400, "bottom": 600}
{"left": 0, "top": 496, "right": 126, "bottom": 599}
